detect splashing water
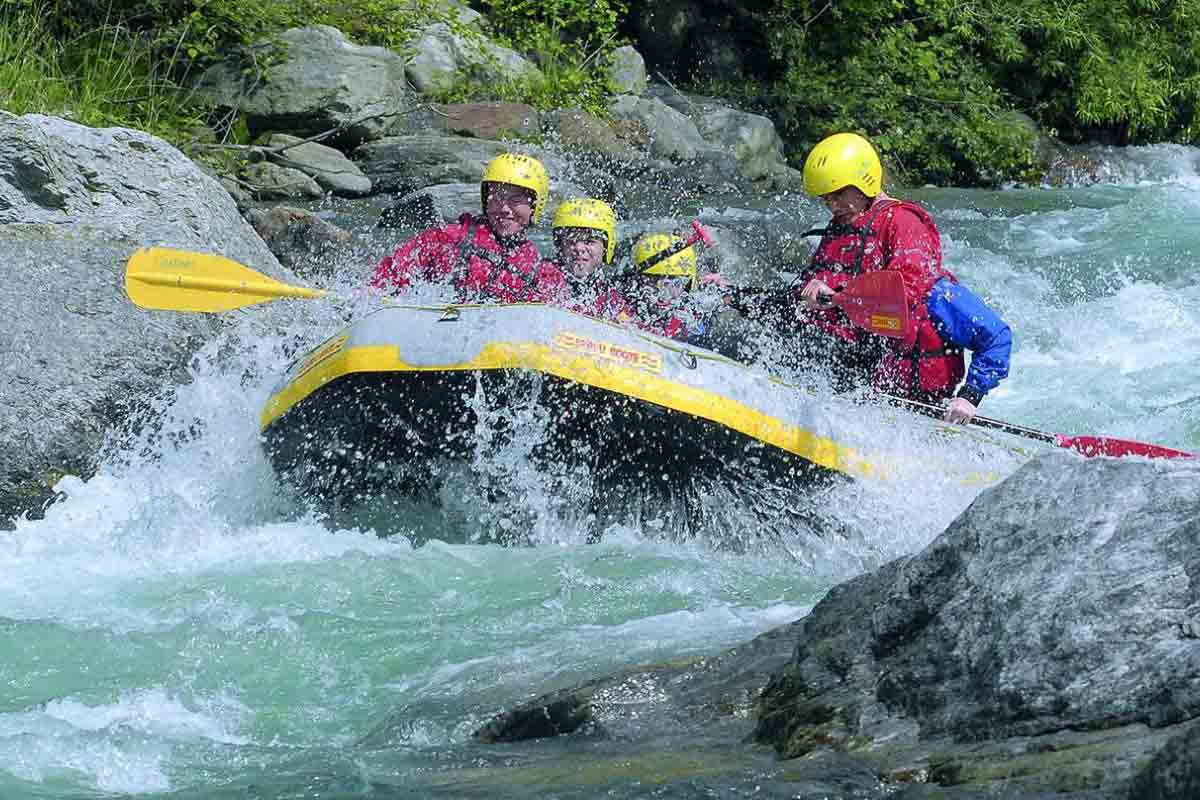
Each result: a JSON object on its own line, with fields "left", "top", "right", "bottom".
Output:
{"left": 4, "top": 145, "right": 1200, "bottom": 798}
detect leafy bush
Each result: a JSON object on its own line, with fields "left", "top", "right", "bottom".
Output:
{"left": 482, "top": 0, "right": 625, "bottom": 54}
{"left": 679, "top": 0, "right": 1200, "bottom": 185}
{"left": 454, "top": 0, "right": 624, "bottom": 116}
{"left": 431, "top": 24, "right": 617, "bottom": 118}
{"left": 0, "top": 3, "right": 202, "bottom": 139}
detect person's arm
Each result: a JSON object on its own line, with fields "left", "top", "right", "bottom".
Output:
{"left": 369, "top": 225, "right": 455, "bottom": 294}
{"left": 927, "top": 278, "right": 1013, "bottom": 406}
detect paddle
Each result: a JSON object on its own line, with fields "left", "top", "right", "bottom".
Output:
{"left": 815, "top": 270, "right": 909, "bottom": 339}
{"left": 125, "top": 247, "right": 329, "bottom": 312}
{"left": 890, "top": 395, "right": 1195, "bottom": 461}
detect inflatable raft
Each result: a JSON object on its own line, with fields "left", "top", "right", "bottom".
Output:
{"left": 259, "top": 303, "right": 1008, "bottom": 534}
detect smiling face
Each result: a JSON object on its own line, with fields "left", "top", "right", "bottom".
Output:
{"left": 555, "top": 228, "right": 607, "bottom": 278}
{"left": 483, "top": 182, "right": 535, "bottom": 240}
{"left": 821, "top": 184, "right": 872, "bottom": 225}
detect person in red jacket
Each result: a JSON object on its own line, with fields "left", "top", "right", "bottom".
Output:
{"left": 540, "top": 198, "right": 632, "bottom": 322}
{"left": 369, "top": 153, "right": 563, "bottom": 303}
{"left": 795, "top": 132, "right": 1011, "bottom": 422}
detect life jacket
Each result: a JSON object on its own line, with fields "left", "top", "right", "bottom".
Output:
{"left": 451, "top": 217, "right": 541, "bottom": 303}
{"left": 800, "top": 198, "right": 965, "bottom": 399}
{"left": 370, "top": 214, "right": 545, "bottom": 303}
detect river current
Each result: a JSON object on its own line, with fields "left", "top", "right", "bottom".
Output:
{"left": 3, "top": 144, "right": 1199, "bottom": 798}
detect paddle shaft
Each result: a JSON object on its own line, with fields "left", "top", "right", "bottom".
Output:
{"left": 888, "top": 394, "right": 1195, "bottom": 459}
{"left": 888, "top": 394, "right": 1056, "bottom": 443}
{"left": 134, "top": 271, "right": 328, "bottom": 301}
{"left": 635, "top": 221, "right": 714, "bottom": 272}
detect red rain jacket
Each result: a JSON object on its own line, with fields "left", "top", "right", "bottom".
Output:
{"left": 370, "top": 214, "right": 559, "bottom": 303}
{"left": 801, "top": 197, "right": 965, "bottom": 398}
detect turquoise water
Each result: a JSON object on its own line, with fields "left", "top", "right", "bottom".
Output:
{"left": 3, "top": 144, "right": 1200, "bottom": 797}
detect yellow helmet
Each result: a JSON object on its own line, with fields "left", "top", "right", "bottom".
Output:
{"left": 802, "top": 132, "right": 882, "bottom": 198}
{"left": 481, "top": 153, "right": 550, "bottom": 222}
{"left": 552, "top": 198, "right": 616, "bottom": 264}
{"left": 634, "top": 233, "right": 697, "bottom": 288}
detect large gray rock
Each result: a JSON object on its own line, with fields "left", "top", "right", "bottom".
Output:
{"left": 608, "top": 94, "right": 706, "bottom": 161}
{"left": 648, "top": 86, "right": 790, "bottom": 181}
{"left": 195, "top": 25, "right": 413, "bottom": 146}
{"left": 0, "top": 112, "right": 286, "bottom": 525}
{"left": 263, "top": 133, "right": 372, "bottom": 197}
{"left": 245, "top": 205, "right": 354, "bottom": 277}
{"left": 353, "top": 135, "right": 567, "bottom": 196}
{"left": 541, "top": 109, "right": 641, "bottom": 162}
{"left": 405, "top": 23, "right": 542, "bottom": 95}
{"left": 694, "top": 107, "right": 789, "bottom": 181}
{"left": 240, "top": 161, "right": 323, "bottom": 200}
{"left": 606, "top": 46, "right": 648, "bottom": 96}
{"left": 437, "top": 102, "right": 539, "bottom": 140}
{"left": 755, "top": 454, "right": 1200, "bottom": 796}
{"left": 467, "top": 454, "right": 1200, "bottom": 797}
{"left": 354, "top": 135, "right": 512, "bottom": 195}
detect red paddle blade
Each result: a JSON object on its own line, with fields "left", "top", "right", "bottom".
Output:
{"left": 1057, "top": 434, "right": 1196, "bottom": 460}
{"left": 834, "top": 271, "right": 910, "bottom": 338}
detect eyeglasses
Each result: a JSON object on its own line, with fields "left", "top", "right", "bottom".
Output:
{"left": 555, "top": 229, "right": 605, "bottom": 247}
{"left": 486, "top": 188, "right": 534, "bottom": 209}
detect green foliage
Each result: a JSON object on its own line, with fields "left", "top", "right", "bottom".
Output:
{"left": 481, "top": 0, "right": 624, "bottom": 53}
{"left": 25, "top": 0, "right": 456, "bottom": 67}
{"left": 434, "top": 0, "right": 625, "bottom": 117}
{"left": 0, "top": 0, "right": 460, "bottom": 150}
{"left": 0, "top": 2, "right": 203, "bottom": 140}
{"left": 683, "top": 0, "right": 1200, "bottom": 184}
{"left": 431, "top": 26, "right": 617, "bottom": 118}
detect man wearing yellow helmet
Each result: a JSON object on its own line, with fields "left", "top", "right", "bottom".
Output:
{"left": 370, "top": 152, "right": 562, "bottom": 303}
{"left": 542, "top": 198, "right": 632, "bottom": 321}
{"left": 714, "top": 133, "right": 1011, "bottom": 420}
{"left": 624, "top": 232, "right": 704, "bottom": 340}
{"left": 792, "top": 132, "right": 1011, "bottom": 423}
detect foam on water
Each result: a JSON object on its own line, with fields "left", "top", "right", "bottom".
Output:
{"left": 5, "top": 146, "right": 1200, "bottom": 796}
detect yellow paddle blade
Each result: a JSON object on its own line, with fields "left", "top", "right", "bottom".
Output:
{"left": 125, "top": 247, "right": 329, "bottom": 312}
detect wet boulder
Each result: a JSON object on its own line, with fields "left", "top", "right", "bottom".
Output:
{"left": 465, "top": 453, "right": 1200, "bottom": 797}
{"left": 436, "top": 102, "right": 540, "bottom": 141}
{"left": 755, "top": 453, "right": 1200, "bottom": 796}
{"left": 608, "top": 94, "right": 706, "bottom": 161}
{"left": 405, "top": 22, "right": 541, "bottom": 96}
{"left": 647, "top": 85, "right": 794, "bottom": 184}
{"left": 195, "top": 25, "right": 414, "bottom": 147}
{"left": 262, "top": 134, "right": 373, "bottom": 197}
{"left": 353, "top": 135, "right": 568, "bottom": 196}
{"left": 606, "top": 46, "right": 648, "bottom": 96}
{"left": 245, "top": 205, "right": 354, "bottom": 277}
{"left": 239, "top": 161, "right": 323, "bottom": 200}
{"left": 0, "top": 112, "right": 289, "bottom": 525}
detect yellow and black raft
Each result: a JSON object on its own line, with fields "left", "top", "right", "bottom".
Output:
{"left": 258, "top": 303, "right": 892, "bottom": 516}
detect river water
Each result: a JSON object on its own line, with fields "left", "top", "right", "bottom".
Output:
{"left": 3, "top": 144, "right": 1199, "bottom": 798}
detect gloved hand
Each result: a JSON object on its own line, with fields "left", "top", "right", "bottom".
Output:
{"left": 943, "top": 396, "right": 977, "bottom": 424}
{"left": 800, "top": 278, "right": 835, "bottom": 308}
